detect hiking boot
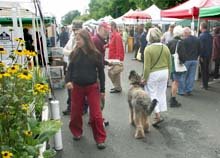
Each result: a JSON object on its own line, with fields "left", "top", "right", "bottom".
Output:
{"left": 170, "top": 97, "right": 181, "bottom": 107}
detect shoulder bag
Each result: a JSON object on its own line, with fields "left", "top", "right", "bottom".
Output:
{"left": 172, "top": 40, "right": 187, "bottom": 72}
{"left": 151, "top": 45, "right": 163, "bottom": 69}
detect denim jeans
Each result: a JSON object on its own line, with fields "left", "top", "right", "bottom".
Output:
{"left": 178, "top": 60, "right": 198, "bottom": 94}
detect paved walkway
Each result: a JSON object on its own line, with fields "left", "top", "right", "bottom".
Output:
{"left": 53, "top": 52, "right": 220, "bottom": 158}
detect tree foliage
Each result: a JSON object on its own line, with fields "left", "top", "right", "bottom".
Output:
{"left": 87, "top": 0, "right": 187, "bottom": 20}
{"left": 152, "top": 0, "right": 188, "bottom": 9}
{"left": 59, "top": 0, "right": 188, "bottom": 23}
{"left": 61, "top": 10, "right": 81, "bottom": 25}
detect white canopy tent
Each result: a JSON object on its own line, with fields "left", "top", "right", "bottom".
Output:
{"left": 82, "top": 18, "right": 98, "bottom": 27}
{"left": 144, "top": 5, "right": 180, "bottom": 24}
{"left": 113, "top": 9, "right": 151, "bottom": 25}
{"left": 97, "top": 15, "right": 114, "bottom": 23}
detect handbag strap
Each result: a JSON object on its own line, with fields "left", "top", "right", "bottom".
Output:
{"left": 174, "top": 40, "right": 180, "bottom": 54}
{"left": 151, "top": 45, "right": 163, "bottom": 69}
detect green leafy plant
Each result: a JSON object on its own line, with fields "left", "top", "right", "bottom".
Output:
{"left": 0, "top": 38, "right": 61, "bottom": 158}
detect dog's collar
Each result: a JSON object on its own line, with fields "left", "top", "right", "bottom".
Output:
{"left": 130, "top": 82, "right": 141, "bottom": 86}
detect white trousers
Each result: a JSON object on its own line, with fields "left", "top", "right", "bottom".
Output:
{"left": 144, "top": 69, "right": 169, "bottom": 113}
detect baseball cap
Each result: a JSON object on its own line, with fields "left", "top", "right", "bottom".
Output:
{"left": 72, "top": 21, "right": 83, "bottom": 30}
{"left": 99, "top": 22, "right": 111, "bottom": 31}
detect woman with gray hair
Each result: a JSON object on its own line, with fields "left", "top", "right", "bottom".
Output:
{"left": 142, "top": 27, "right": 171, "bottom": 127}
{"left": 167, "top": 25, "right": 186, "bottom": 107}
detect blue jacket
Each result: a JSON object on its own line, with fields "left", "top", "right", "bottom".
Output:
{"left": 140, "top": 31, "right": 148, "bottom": 54}
{"left": 199, "top": 31, "right": 212, "bottom": 57}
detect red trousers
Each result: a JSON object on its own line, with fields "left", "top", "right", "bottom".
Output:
{"left": 69, "top": 82, "right": 106, "bottom": 143}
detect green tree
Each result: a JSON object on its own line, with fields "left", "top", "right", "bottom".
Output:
{"left": 61, "top": 10, "right": 81, "bottom": 25}
{"left": 83, "top": 0, "right": 187, "bottom": 20}
{"left": 129, "top": 0, "right": 152, "bottom": 10}
{"left": 75, "top": 14, "right": 91, "bottom": 21}
{"left": 89, "top": 0, "right": 111, "bottom": 19}
{"left": 152, "top": 0, "right": 188, "bottom": 9}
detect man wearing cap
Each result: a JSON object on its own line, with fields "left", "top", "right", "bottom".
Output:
{"left": 92, "top": 22, "right": 110, "bottom": 65}
{"left": 108, "top": 21, "right": 125, "bottom": 93}
{"left": 92, "top": 22, "right": 110, "bottom": 126}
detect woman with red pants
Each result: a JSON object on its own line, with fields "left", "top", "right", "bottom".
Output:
{"left": 65, "top": 29, "right": 106, "bottom": 149}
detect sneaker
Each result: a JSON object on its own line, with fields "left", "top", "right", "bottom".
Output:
{"left": 103, "top": 120, "right": 109, "bottom": 127}
{"left": 97, "top": 143, "right": 106, "bottom": 149}
{"left": 62, "top": 109, "right": 70, "bottom": 115}
{"left": 73, "top": 135, "right": 81, "bottom": 141}
{"left": 110, "top": 89, "right": 121, "bottom": 93}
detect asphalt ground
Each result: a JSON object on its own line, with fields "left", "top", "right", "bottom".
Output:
{"left": 53, "top": 52, "right": 220, "bottom": 158}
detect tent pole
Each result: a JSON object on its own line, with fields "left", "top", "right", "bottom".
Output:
{"left": 32, "top": 14, "right": 39, "bottom": 67}
{"left": 195, "top": 17, "right": 200, "bottom": 81}
{"left": 191, "top": 16, "right": 195, "bottom": 35}
{"left": 17, "top": 6, "right": 25, "bottom": 64}
{"left": 197, "top": 18, "right": 200, "bottom": 37}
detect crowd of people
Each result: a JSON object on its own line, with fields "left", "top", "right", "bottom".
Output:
{"left": 56, "top": 20, "right": 220, "bottom": 150}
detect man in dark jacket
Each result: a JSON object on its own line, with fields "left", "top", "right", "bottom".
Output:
{"left": 199, "top": 22, "right": 213, "bottom": 90}
{"left": 212, "top": 26, "right": 220, "bottom": 79}
{"left": 139, "top": 25, "right": 148, "bottom": 62}
{"left": 59, "top": 26, "right": 69, "bottom": 47}
{"left": 179, "top": 27, "right": 200, "bottom": 95}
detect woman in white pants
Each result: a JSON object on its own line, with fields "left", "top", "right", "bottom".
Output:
{"left": 142, "top": 27, "right": 171, "bottom": 127}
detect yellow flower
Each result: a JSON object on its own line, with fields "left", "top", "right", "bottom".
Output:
{"left": 17, "top": 70, "right": 32, "bottom": 80}
{"left": 21, "top": 104, "right": 29, "bottom": 111}
{"left": 0, "top": 71, "right": 11, "bottom": 79}
{"left": 0, "top": 61, "right": 5, "bottom": 67}
{"left": 24, "top": 130, "right": 32, "bottom": 137}
{"left": 15, "top": 37, "right": 25, "bottom": 44}
{"left": 7, "top": 65, "right": 19, "bottom": 74}
{"left": 24, "top": 50, "right": 37, "bottom": 57}
{"left": 28, "top": 51, "right": 37, "bottom": 57}
{"left": 14, "top": 50, "right": 25, "bottom": 56}
{"left": 13, "top": 63, "right": 21, "bottom": 68}
{"left": 34, "top": 83, "right": 49, "bottom": 94}
{"left": 1, "top": 151, "right": 13, "bottom": 158}
{"left": 0, "top": 46, "right": 7, "bottom": 54}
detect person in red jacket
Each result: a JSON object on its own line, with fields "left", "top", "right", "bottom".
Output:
{"left": 108, "top": 21, "right": 125, "bottom": 93}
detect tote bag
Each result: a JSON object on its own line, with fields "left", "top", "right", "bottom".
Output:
{"left": 136, "top": 48, "right": 142, "bottom": 61}
{"left": 173, "top": 41, "right": 187, "bottom": 72}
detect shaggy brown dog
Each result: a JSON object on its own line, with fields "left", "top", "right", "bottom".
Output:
{"left": 128, "top": 70, "right": 157, "bottom": 139}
